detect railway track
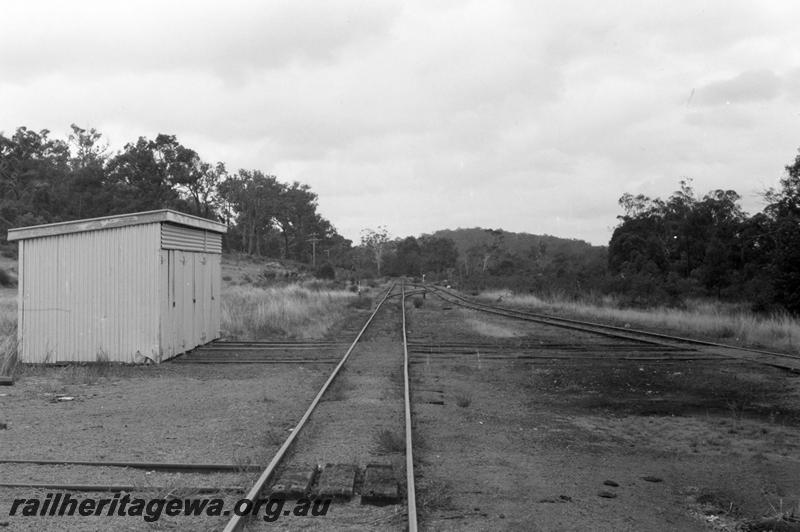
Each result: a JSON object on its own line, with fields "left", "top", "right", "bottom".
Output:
{"left": 221, "top": 283, "right": 419, "bottom": 531}
{"left": 419, "top": 284, "right": 800, "bottom": 373}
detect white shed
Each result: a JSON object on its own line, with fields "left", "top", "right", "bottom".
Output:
{"left": 8, "top": 209, "right": 227, "bottom": 363}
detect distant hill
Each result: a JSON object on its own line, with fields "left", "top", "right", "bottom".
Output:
{"left": 429, "top": 227, "right": 604, "bottom": 259}
{"left": 426, "top": 227, "right": 608, "bottom": 294}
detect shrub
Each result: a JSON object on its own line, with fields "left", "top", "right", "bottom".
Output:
{"left": 0, "top": 269, "right": 13, "bottom": 287}
{"left": 315, "top": 263, "right": 336, "bottom": 280}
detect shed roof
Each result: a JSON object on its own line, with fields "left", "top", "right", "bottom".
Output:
{"left": 7, "top": 209, "right": 226, "bottom": 242}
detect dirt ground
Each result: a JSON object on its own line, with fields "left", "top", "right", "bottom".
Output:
{"left": 2, "top": 285, "right": 800, "bottom": 531}
{"left": 0, "top": 361, "right": 337, "bottom": 530}
{"left": 406, "top": 292, "right": 800, "bottom": 531}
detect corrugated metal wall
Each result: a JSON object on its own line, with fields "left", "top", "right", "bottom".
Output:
{"left": 18, "top": 224, "right": 161, "bottom": 363}
{"left": 161, "top": 224, "right": 222, "bottom": 253}
{"left": 158, "top": 250, "right": 221, "bottom": 360}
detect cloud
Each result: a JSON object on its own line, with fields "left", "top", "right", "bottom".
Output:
{"left": 684, "top": 108, "right": 755, "bottom": 129}
{"left": 0, "top": 0, "right": 399, "bottom": 82}
{"left": 694, "top": 69, "right": 782, "bottom": 106}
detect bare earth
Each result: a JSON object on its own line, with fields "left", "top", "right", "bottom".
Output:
{"left": 408, "top": 293, "right": 800, "bottom": 532}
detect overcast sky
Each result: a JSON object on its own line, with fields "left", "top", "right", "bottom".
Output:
{"left": 2, "top": 1, "right": 799, "bottom": 245}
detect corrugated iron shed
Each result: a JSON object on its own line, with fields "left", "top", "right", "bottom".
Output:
{"left": 8, "top": 210, "right": 226, "bottom": 363}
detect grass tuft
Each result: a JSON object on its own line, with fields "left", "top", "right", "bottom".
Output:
{"left": 455, "top": 394, "right": 472, "bottom": 408}
{"left": 417, "top": 479, "right": 454, "bottom": 513}
{"left": 373, "top": 429, "right": 405, "bottom": 454}
{"left": 0, "top": 335, "right": 18, "bottom": 377}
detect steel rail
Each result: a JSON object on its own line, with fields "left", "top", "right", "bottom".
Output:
{"left": 401, "top": 284, "right": 419, "bottom": 532}
{"left": 429, "top": 285, "right": 800, "bottom": 362}
{"left": 0, "top": 482, "right": 244, "bottom": 493}
{"left": 424, "top": 286, "right": 772, "bottom": 372}
{"left": 221, "top": 284, "right": 396, "bottom": 532}
{"left": 424, "top": 285, "right": 678, "bottom": 348}
{"left": 0, "top": 459, "right": 261, "bottom": 472}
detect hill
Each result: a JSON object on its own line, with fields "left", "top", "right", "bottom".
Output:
{"left": 428, "top": 227, "right": 608, "bottom": 294}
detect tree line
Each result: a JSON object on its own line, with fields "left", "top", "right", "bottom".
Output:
{"left": 0, "top": 125, "right": 347, "bottom": 264}
{"left": 4, "top": 124, "right": 798, "bottom": 314}
{"left": 609, "top": 149, "right": 800, "bottom": 313}
{"left": 358, "top": 227, "right": 459, "bottom": 277}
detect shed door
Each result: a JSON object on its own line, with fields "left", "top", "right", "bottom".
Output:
{"left": 161, "top": 249, "right": 197, "bottom": 356}
{"left": 160, "top": 249, "right": 218, "bottom": 358}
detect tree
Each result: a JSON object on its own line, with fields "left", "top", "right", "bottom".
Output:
{"left": 218, "top": 170, "right": 282, "bottom": 255}
{"left": 274, "top": 182, "right": 325, "bottom": 261}
{"left": 609, "top": 179, "right": 752, "bottom": 302}
{"left": 419, "top": 236, "right": 458, "bottom": 274}
{"left": 762, "top": 150, "right": 800, "bottom": 313}
{"left": 0, "top": 127, "right": 70, "bottom": 242}
{"left": 361, "top": 226, "right": 391, "bottom": 276}
{"left": 392, "top": 236, "right": 421, "bottom": 276}
{"left": 105, "top": 136, "right": 183, "bottom": 212}
{"left": 64, "top": 124, "right": 111, "bottom": 219}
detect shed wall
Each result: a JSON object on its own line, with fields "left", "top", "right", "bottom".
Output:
{"left": 18, "top": 224, "right": 161, "bottom": 363}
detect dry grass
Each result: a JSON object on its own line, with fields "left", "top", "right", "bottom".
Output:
{"left": 479, "top": 290, "right": 800, "bottom": 354}
{"left": 373, "top": 429, "right": 405, "bottom": 454}
{"left": 465, "top": 317, "right": 519, "bottom": 338}
{"left": 0, "top": 288, "right": 17, "bottom": 376}
{"left": 221, "top": 283, "right": 357, "bottom": 340}
{"left": 455, "top": 393, "right": 472, "bottom": 408}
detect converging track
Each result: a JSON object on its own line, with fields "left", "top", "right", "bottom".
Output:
{"left": 420, "top": 284, "right": 800, "bottom": 373}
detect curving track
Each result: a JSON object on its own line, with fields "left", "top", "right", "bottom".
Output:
{"left": 420, "top": 284, "right": 800, "bottom": 373}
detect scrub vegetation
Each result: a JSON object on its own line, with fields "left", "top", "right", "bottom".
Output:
{"left": 478, "top": 290, "right": 800, "bottom": 354}
{"left": 220, "top": 283, "right": 358, "bottom": 340}
{"left": 0, "top": 288, "right": 16, "bottom": 376}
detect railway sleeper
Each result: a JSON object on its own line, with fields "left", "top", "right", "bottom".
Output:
{"left": 268, "top": 463, "right": 400, "bottom": 506}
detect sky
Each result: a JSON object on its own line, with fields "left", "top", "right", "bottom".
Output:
{"left": 2, "top": 0, "right": 800, "bottom": 246}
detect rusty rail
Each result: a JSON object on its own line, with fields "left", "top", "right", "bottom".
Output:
{"left": 401, "top": 284, "right": 418, "bottom": 532}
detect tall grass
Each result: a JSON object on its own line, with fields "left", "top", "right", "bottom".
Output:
{"left": 0, "top": 289, "right": 17, "bottom": 375}
{"left": 221, "top": 284, "right": 357, "bottom": 340}
{"left": 479, "top": 290, "right": 800, "bottom": 354}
